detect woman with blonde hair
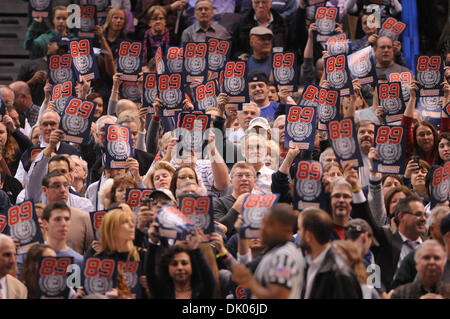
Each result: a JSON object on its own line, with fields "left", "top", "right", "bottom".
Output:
{"left": 102, "top": 7, "right": 129, "bottom": 59}
{"left": 143, "top": 160, "right": 175, "bottom": 189}
{"left": 333, "top": 240, "right": 380, "bottom": 299}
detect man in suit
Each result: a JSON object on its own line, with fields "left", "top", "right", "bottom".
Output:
{"left": 298, "top": 207, "right": 362, "bottom": 299}
{"left": 346, "top": 161, "right": 427, "bottom": 291}
{"left": 0, "top": 234, "right": 27, "bottom": 299}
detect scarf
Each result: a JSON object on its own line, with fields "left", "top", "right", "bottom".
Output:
{"left": 143, "top": 27, "right": 170, "bottom": 65}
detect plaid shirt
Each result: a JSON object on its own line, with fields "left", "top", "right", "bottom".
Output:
{"left": 24, "top": 103, "right": 40, "bottom": 127}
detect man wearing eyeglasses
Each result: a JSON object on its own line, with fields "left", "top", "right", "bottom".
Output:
{"left": 40, "top": 171, "right": 94, "bottom": 255}
{"left": 213, "top": 161, "right": 256, "bottom": 238}
{"left": 15, "top": 110, "right": 79, "bottom": 186}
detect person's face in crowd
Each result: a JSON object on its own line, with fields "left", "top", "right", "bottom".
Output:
{"left": 438, "top": 138, "right": 450, "bottom": 162}
{"left": 153, "top": 169, "right": 172, "bottom": 189}
{"left": 169, "top": 252, "right": 192, "bottom": 283}
{"left": 430, "top": 212, "right": 449, "bottom": 244}
{"left": 43, "top": 209, "right": 71, "bottom": 242}
{"left": 238, "top": 104, "right": 259, "bottom": 130}
{"left": 268, "top": 86, "right": 279, "bottom": 102}
{"left": 43, "top": 175, "right": 70, "bottom": 203}
{"left": 114, "top": 182, "right": 135, "bottom": 204}
{"left": 249, "top": 81, "right": 269, "bottom": 104}
{"left": 357, "top": 124, "right": 375, "bottom": 155}
{"left": 176, "top": 167, "right": 197, "bottom": 188}
{"left": 0, "top": 238, "right": 16, "bottom": 278}
{"left": 322, "top": 153, "right": 337, "bottom": 165}
{"left": 382, "top": 176, "right": 401, "bottom": 197}
{"left": 261, "top": 214, "right": 286, "bottom": 247}
{"left": 331, "top": 184, "right": 353, "bottom": 220}
{"left": 249, "top": 238, "right": 264, "bottom": 250}
{"left": 416, "top": 245, "right": 446, "bottom": 287}
{"left": 35, "top": 206, "right": 46, "bottom": 237}
{"left": 121, "top": 121, "right": 138, "bottom": 150}
{"left": 47, "top": 41, "right": 60, "bottom": 55}
{"left": 244, "top": 134, "right": 267, "bottom": 164}
{"left": 399, "top": 200, "right": 426, "bottom": 238}
{"left": 195, "top": 0, "right": 214, "bottom": 25}
{"left": 0, "top": 88, "right": 14, "bottom": 106}
{"left": 71, "top": 157, "right": 87, "bottom": 181}
{"left": 411, "top": 166, "right": 427, "bottom": 189}
{"left": 31, "top": 126, "right": 41, "bottom": 146}
{"left": 375, "top": 37, "right": 394, "bottom": 66}
{"left": 115, "top": 216, "right": 135, "bottom": 243}
{"left": 231, "top": 167, "right": 255, "bottom": 195}
{"left": 0, "top": 123, "right": 8, "bottom": 147}
{"left": 225, "top": 104, "right": 238, "bottom": 117}
{"left": 93, "top": 97, "right": 104, "bottom": 120}
{"left": 327, "top": 166, "right": 343, "bottom": 179}
{"left": 149, "top": 12, "right": 166, "bottom": 35}
{"left": 48, "top": 160, "right": 72, "bottom": 185}
{"left": 361, "top": 14, "right": 377, "bottom": 36}
{"left": 97, "top": 118, "right": 115, "bottom": 148}
{"left": 110, "top": 12, "right": 126, "bottom": 32}
{"left": 252, "top": 0, "right": 272, "bottom": 19}
{"left": 416, "top": 125, "right": 434, "bottom": 152}
{"left": 53, "top": 9, "right": 68, "bottom": 34}
{"left": 388, "top": 191, "right": 406, "bottom": 217}
{"left": 150, "top": 194, "right": 173, "bottom": 215}
{"left": 274, "top": 117, "right": 285, "bottom": 145}
{"left": 250, "top": 34, "right": 272, "bottom": 58}
{"left": 39, "top": 112, "right": 59, "bottom": 143}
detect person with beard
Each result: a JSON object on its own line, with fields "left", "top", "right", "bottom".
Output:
{"left": 297, "top": 207, "right": 362, "bottom": 299}
{"left": 213, "top": 162, "right": 256, "bottom": 238}
{"left": 231, "top": 204, "right": 304, "bottom": 299}
{"left": 356, "top": 120, "right": 375, "bottom": 187}
{"left": 41, "top": 201, "right": 84, "bottom": 269}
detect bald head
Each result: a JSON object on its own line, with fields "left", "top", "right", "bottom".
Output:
{"left": 116, "top": 99, "right": 138, "bottom": 116}
{"left": 374, "top": 36, "right": 394, "bottom": 68}
{"left": 0, "top": 85, "right": 14, "bottom": 107}
{"left": 9, "top": 81, "right": 32, "bottom": 112}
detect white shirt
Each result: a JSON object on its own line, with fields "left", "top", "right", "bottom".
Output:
{"left": 0, "top": 276, "right": 7, "bottom": 299}
{"left": 304, "top": 245, "right": 331, "bottom": 299}
{"left": 358, "top": 154, "right": 371, "bottom": 188}
{"left": 398, "top": 231, "right": 423, "bottom": 268}
{"left": 228, "top": 128, "right": 245, "bottom": 144}
{"left": 256, "top": 165, "right": 275, "bottom": 194}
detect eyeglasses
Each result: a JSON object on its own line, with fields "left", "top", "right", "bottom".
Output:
{"left": 233, "top": 173, "right": 254, "bottom": 179}
{"left": 49, "top": 183, "right": 70, "bottom": 190}
{"left": 402, "top": 211, "right": 426, "bottom": 218}
{"left": 40, "top": 121, "right": 58, "bottom": 127}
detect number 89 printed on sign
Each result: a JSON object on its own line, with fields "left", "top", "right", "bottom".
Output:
{"left": 51, "top": 81, "right": 74, "bottom": 115}
{"left": 69, "top": 39, "right": 99, "bottom": 81}
{"left": 117, "top": 41, "right": 143, "bottom": 81}
{"left": 7, "top": 200, "right": 43, "bottom": 254}
{"left": 179, "top": 195, "right": 214, "bottom": 236}
{"left": 415, "top": 55, "right": 444, "bottom": 95}
{"left": 377, "top": 82, "right": 405, "bottom": 123}
{"left": 59, "top": 97, "right": 96, "bottom": 144}
{"left": 126, "top": 188, "right": 154, "bottom": 209}
{"left": 373, "top": 125, "right": 405, "bottom": 174}
{"left": 104, "top": 124, "right": 133, "bottom": 169}
{"left": 183, "top": 42, "right": 208, "bottom": 81}
{"left": 324, "top": 55, "right": 353, "bottom": 96}
{"left": 222, "top": 61, "right": 248, "bottom": 105}
{"left": 430, "top": 162, "right": 450, "bottom": 208}
{"left": 294, "top": 160, "right": 324, "bottom": 210}
{"left": 315, "top": 7, "right": 338, "bottom": 42}
{"left": 272, "top": 52, "right": 297, "bottom": 92}
{"left": 157, "top": 73, "right": 184, "bottom": 116}
{"left": 36, "top": 256, "right": 73, "bottom": 299}
{"left": 83, "top": 258, "right": 117, "bottom": 295}
{"left": 195, "top": 81, "right": 218, "bottom": 110}
{"left": 240, "top": 194, "right": 280, "bottom": 239}
{"left": 47, "top": 54, "right": 73, "bottom": 84}
{"left": 327, "top": 118, "right": 363, "bottom": 167}
{"left": 284, "top": 105, "right": 316, "bottom": 150}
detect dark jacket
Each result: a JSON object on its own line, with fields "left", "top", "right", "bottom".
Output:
{"left": 351, "top": 201, "right": 403, "bottom": 291}
{"left": 231, "top": 9, "right": 288, "bottom": 59}
{"left": 391, "top": 250, "right": 417, "bottom": 290}
{"left": 391, "top": 280, "right": 450, "bottom": 299}
{"left": 307, "top": 246, "right": 363, "bottom": 299}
